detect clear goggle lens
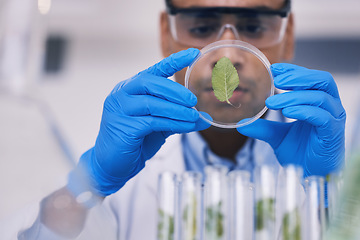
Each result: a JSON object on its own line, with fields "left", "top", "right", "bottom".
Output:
{"left": 169, "top": 13, "right": 288, "bottom": 49}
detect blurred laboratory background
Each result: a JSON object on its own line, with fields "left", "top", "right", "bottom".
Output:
{"left": 0, "top": 0, "right": 359, "bottom": 225}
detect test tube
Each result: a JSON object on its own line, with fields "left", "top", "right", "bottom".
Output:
{"left": 180, "top": 171, "right": 203, "bottom": 240}
{"left": 279, "top": 165, "right": 304, "bottom": 240}
{"left": 327, "top": 171, "right": 343, "bottom": 223}
{"left": 204, "top": 165, "right": 228, "bottom": 240}
{"left": 324, "top": 155, "right": 360, "bottom": 240}
{"left": 227, "top": 170, "right": 253, "bottom": 240}
{"left": 157, "top": 171, "right": 177, "bottom": 240}
{"left": 304, "top": 176, "right": 325, "bottom": 240}
{"left": 254, "top": 165, "right": 276, "bottom": 240}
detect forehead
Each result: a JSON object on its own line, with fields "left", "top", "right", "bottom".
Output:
{"left": 171, "top": 0, "right": 285, "bottom": 9}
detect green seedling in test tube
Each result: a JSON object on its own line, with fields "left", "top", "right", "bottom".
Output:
{"left": 205, "top": 201, "right": 224, "bottom": 240}
{"left": 282, "top": 208, "right": 301, "bottom": 240}
{"left": 157, "top": 208, "right": 174, "bottom": 240}
{"left": 182, "top": 193, "right": 198, "bottom": 240}
{"left": 256, "top": 198, "right": 275, "bottom": 231}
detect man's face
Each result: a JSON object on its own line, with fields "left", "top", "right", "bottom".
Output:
{"left": 160, "top": 0, "right": 294, "bottom": 124}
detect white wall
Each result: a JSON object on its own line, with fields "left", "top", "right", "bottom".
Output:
{"left": 0, "top": 0, "right": 166, "bottom": 223}
{"left": 293, "top": 0, "right": 360, "bottom": 38}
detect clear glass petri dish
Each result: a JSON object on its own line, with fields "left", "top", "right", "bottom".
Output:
{"left": 185, "top": 40, "right": 275, "bottom": 129}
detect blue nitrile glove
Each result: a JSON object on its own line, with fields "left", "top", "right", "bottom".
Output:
{"left": 68, "top": 48, "right": 210, "bottom": 197}
{"left": 237, "top": 63, "right": 345, "bottom": 177}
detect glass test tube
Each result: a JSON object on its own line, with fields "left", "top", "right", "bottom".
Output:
{"left": 157, "top": 171, "right": 177, "bottom": 240}
{"left": 327, "top": 172, "right": 343, "bottom": 223}
{"left": 279, "top": 165, "right": 303, "bottom": 240}
{"left": 304, "top": 176, "right": 325, "bottom": 240}
{"left": 227, "top": 170, "right": 253, "bottom": 240}
{"left": 180, "top": 171, "right": 203, "bottom": 240}
{"left": 324, "top": 155, "right": 360, "bottom": 240}
{"left": 204, "top": 165, "right": 228, "bottom": 240}
{"left": 254, "top": 165, "right": 276, "bottom": 240}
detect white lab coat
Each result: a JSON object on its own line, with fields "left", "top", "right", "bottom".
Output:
{"left": 11, "top": 133, "right": 304, "bottom": 240}
{"left": 12, "top": 133, "right": 188, "bottom": 240}
{"left": 75, "top": 133, "right": 304, "bottom": 240}
{"left": 101, "top": 133, "right": 188, "bottom": 240}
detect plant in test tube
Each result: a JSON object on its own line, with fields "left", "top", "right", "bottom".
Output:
{"left": 205, "top": 201, "right": 224, "bottom": 239}
{"left": 157, "top": 209, "right": 174, "bottom": 240}
{"left": 280, "top": 165, "right": 303, "bottom": 240}
{"left": 325, "top": 154, "right": 360, "bottom": 239}
{"left": 255, "top": 198, "right": 275, "bottom": 231}
{"left": 182, "top": 193, "right": 198, "bottom": 240}
{"left": 282, "top": 208, "right": 301, "bottom": 240}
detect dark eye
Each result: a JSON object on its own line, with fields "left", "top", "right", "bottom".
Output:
{"left": 188, "top": 25, "right": 216, "bottom": 38}
{"left": 246, "top": 24, "right": 264, "bottom": 33}
{"left": 238, "top": 23, "right": 266, "bottom": 38}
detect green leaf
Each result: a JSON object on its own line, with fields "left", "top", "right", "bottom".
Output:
{"left": 256, "top": 198, "right": 275, "bottom": 231}
{"left": 211, "top": 56, "right": 240, "bottom": 106}
{"left": 282, "top": 209, "right": 301, "bottom": 240}
{"left": 205, "top": 201, "right": 224, "bottom": 238}
{"left": 182, "top": 193, "right": 198, "bottom": 240}
{"left": 157, "top": 209, "right": 175, "bottom": 240}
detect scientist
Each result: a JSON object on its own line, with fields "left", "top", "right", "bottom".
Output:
{"left": 18, "top": 0, "right": 345, "bottom": 239}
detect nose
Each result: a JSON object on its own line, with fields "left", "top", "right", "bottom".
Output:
{"left": 211, "top": 27, "right": 245, "bottom": 72}
{"left": 217, "top": 24, "right": 240, "bottom": 41}
{"left": 209, "top": 24, "right": 245, "bottom": 73}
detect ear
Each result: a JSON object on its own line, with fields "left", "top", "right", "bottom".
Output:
{"left": 160, "top": 11, "right": 172, "bottom": 58}
{"left": 282, "top": 13, "right": 295, "bottom": 61}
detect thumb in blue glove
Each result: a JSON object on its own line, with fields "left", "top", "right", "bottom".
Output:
{"left": 237, "top": 63, "right": 345, "bottom": 177}
{"left": 68, "top": 48, "right": 211, "bottom": 198}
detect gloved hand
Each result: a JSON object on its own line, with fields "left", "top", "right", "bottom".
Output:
{"left": 68, "top": 48, "right": 210, "bottom": 197}
{"left": 237, "top": 63, "right": 345, "bottom": 177}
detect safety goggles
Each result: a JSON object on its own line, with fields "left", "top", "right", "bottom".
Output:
{"left": 166, "top": 0, "right": 291, "bottom": 49}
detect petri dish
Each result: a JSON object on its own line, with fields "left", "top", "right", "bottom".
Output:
{"left": 185, "top": 40, "right": 274, "bottom": 129}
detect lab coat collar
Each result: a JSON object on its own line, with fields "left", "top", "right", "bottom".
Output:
{"left": 141, "top": 109, "right": 285, "bottom": 200}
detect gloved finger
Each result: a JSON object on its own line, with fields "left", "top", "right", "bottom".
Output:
{"left": 271, "top": 63, "right": 340, "bottom": 99}
{"left": 122, "top": 94, "right": 199, "bottom": 122}
{"left": 194, "top": 111, "right": 212, "bottom": 131}
{"left": 281, "top": 105, "right": 344, "bottom": 137}
{"left": 145, "top": 48, "right": 200, "bottom": 78}
{"left": 237, "top": 118, "right": 290, "bottom": 149}
{"left": 266, "top": 90, "right": 345, "bottom": 119}
{"left": 148, "top": 112, "right": 212, "bottom": 134}
{"left": 282, "top": 105, "right": 341, "bottom": 126}
{"left": 121, "top": 73, "right": 197, "bottom": 107}
{"left": 137, "top": 116, "right": 199, "bottom": 136}
{"left": 160, "top": 111, "right": 212, "bottom": 140}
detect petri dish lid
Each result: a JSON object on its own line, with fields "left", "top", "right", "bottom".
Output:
{"left": 185, "top": 40, "right": 274, "bottom": 129}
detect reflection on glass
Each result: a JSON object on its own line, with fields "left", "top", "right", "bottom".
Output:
{"left": 227, "top": 170, "right": 253, "bottom": 240}
{"left": 325, "top": 155, "right": 360, "bottom": 240}
{"left": 180, "top": 171, "right": 202, "bottom": 240}
{"left": 279, "top": 165, "right": 303, "bottom": 240}
{"left": 204, "top": 165, "right": 228, "bottom": 240}
{"left": 254, "top": 166, "right": 276, "bottom": 240}
{"left": 157, "top": 172, "right": 177, "bottom": 240}
{"left": 327, "top": 171, "right": 343, "bottom": 222}
{"left": 304, "top": 176, "right": 325, "bottom": 240}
